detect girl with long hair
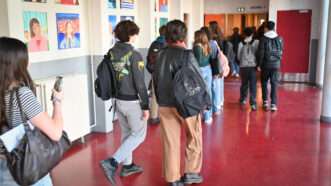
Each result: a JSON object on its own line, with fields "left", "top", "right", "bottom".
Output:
{"left": 0, "top": 37, "right": 64, "bottom": 186}
{"left": 193, "top": 30, "right": 213, "bottom": 124}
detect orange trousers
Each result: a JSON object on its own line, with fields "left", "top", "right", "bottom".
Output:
{"left": 159, "top": 107, "right": 203, "bottom": 182}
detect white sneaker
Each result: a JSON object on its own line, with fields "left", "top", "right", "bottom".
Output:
{"left": 204, "top": 119, "right": 213, "bottom": 125}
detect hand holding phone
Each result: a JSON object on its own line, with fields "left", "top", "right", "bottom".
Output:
{"left": 51, "top": 76, "right": 63, "bottom": 102}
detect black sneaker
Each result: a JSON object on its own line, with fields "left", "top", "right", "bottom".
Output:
{"left": 270, "top": 104, "right": 278, "bottom": 112}
{"left": 169, "top": 180, "right": 184, "bottom": 186}
{"left": 181, "top": 173, "right": 204, "bottom": 184}
{"left": 251, "top": 105, "right": 257, "bottom": 111}
{"left": 100, "top": 158, "right": 118, "bottom": 184}
{"left": 120, "top": 163, "right": 144, "bottom": 177}
{"left": 148, "top": 118, "right": 160, "bottom": 125}
{"left": 263, "top": 101, "right": 269, "bottom": 111}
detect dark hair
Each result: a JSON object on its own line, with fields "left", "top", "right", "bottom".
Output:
{"left": 165, "top": 20, "right": 187, "bottom": 43}
{"left": 243, "top": 27, "right": 254, "bottom": 37}
{"left": 159, "top": 25, "right": 167, "bottom": 36}
{"left": 0, "top": 37, "right": 35, "bottom": 129}
{"left": 265, "top": 21, "right": 275, "bottom": 31}
{"left": 209, "top": 21, "right": 224, "bottom": 41}
{"left": 114, "top": 20, "right": 140, "bottom": 42}
{"left": 200, "top": 26, "right": 211, "bottom": 40}
{"left": 29, "top": 18, "right": 40, "bottom": 38}
{"left": 233, "top": 27, "right": 240, "bottom": 34}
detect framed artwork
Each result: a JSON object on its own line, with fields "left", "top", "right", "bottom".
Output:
{"left": 55, "top": 0, "right": 79, "bottom": 5}
{"left": 56, "top": 13, "right": 80, "bottom": 49}
{"left": 108, "top": 0, "right": 116, "bottom": 9}
{"left": 160, "top": 17, "right": 168, "bottom": 26}
{"left": 23, "top": 0, "right": 47, "bottom": 3}
{"left": 120, "top": 0, "right": 134, "bottom": 9}
{"left": 109, "top": 15, "right": 117, "bottom": 46}
{"left": 23, "top": 11, "right": 49, "bottom": 52}
{"left": 159, "top": 0, "right": 168, "bottom": 12}
{"left": 120, "top": 16, "right": 134, "bottom": 22}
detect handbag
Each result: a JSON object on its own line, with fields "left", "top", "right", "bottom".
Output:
{"left": 1, "top": 88, "right": 71, "bottom": 186}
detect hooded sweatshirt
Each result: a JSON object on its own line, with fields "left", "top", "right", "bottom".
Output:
{"left": 237, "top": 35, "right": 259, "bottom": 68}
{"left": 258, "top": 30, "right": 283, "bottom": 69}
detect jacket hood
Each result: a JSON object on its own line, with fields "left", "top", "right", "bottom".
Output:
{"left": 264, "top": 31, "right": 278, "bottom": 39}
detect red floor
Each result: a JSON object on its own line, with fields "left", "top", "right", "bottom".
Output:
{"left": 52, "top": 81, "right": 331, "bottom": 186}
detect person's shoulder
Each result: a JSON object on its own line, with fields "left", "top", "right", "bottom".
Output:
{"left": 17, "top": 86, "right": 36, "bottom": 99}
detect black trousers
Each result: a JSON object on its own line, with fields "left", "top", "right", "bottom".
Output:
{"left": 261, "top": 68, "right": 279, "bottom": 105}
{"left": 240, "top": 67, "right": 257, "bottom": 105}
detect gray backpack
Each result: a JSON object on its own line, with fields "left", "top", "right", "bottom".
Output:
{"left": 239, "top": 40, "right": 257, "bottom": 67}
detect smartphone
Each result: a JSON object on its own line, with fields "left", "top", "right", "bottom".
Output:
{"left": 51, "top": 76, "right": 63, "bottom": 101}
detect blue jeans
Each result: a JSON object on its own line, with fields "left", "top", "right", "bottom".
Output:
{"left": 200, "top": 66, "right": 213, "bottom": 121}
{"left": 0, "top": 158, "right": 53, "bottom": 186}
{"left": 230, "top": 59, "right": 240, "bottom": 75}
{"left": 212, "top": 77, "right": 224, "bottom": 113}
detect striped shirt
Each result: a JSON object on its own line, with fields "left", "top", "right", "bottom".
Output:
{"left": 3, "top": 87, "right": 43, "bottom": 130}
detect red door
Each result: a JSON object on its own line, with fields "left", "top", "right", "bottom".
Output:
{"left": 277, "top": 10, "right": 312, "bottom": 73}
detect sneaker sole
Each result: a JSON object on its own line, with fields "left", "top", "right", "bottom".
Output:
{"left": 120, "top": 169, "right": 143, "bottom": 177}
{"left": 183, "top": 178, "right": 203, "bottom": 184}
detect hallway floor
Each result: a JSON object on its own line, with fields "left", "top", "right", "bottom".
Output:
{"left": 52, "top": 81, "right": 331, "bottom": 186}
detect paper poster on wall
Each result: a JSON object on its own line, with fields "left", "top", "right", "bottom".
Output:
{"left": 23, "top": 0, "right": 47, "bottom": 3}
{"left": 56, "top": 13, "right": 80, "bottom": 49}
{"left": 120, "top": 0, "right": 135, "bottom": 9}
{"left": 120, "top": 16, "right": 134, "bottom": 22}
{"left": 160, "top": 17, "right": 168, "bottom": 27}
{"left": 23, "top": 11, "right": 49, "bottom": 52}
{"left": 108, "top": 0, "right": 116, "bottom": 9}
{"left": 109, "top": 15, "right": 117, "bottom": 46}
{"left": 159, "top": 0, "right": 168, "bottom": 12}
{"left": 55, "top": 0, "right": 79, "bottom": 5}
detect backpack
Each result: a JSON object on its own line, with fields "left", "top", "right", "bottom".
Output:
{"left": 94, "top": 52, "right": 117, "bottom": 101}
{"left": 239, "top": 40, "right": 257, "bottom": 67}
{"left": 94, "top": 50, "right": 133, "bottom": 101}
{"left": 147, "top": 40, "right": 165, "bottom": 73}
{"left": 265, "top": 37, "right": 283, "bottom": 63}
{"left": 173, "top": 51, "right": 211, "bottom": 118}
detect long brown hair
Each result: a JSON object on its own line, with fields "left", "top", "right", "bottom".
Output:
{"left": 0, "top": 37, "right": 35, "bottom": 129}
{"left": 209, "top": 21, "right": 225, "bottom": 43}
{"left": 194, "top": 30, "right": 211, "bottom": 56}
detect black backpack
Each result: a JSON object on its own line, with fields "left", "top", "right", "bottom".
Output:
{"left": 173, "top": 51, "right": 211, "bottom": 118}
{"left": 94, "top": 51, "right": 117, "bottom": 101}
{"left": 265, "top": 37, "right": 283, "bottom": 63}
{"left": 147, "top": 40, "right": 166, "bottom": 73}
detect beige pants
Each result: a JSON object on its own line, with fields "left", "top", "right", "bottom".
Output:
{"left": 159, "top": 107, "right": 203, "bottom": 182}
{"left": 150, "top": 81, "right": 159, "bottom": 119}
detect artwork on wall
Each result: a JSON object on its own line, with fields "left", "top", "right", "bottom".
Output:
{"left": 55, "top": 0, "right": 79, "bottom": 5}
{"left": 120, "top": 0, "right": 134, "bottom": 9}
{"left": 159, "top": 0, "right": 168, "bottom": 12}
{"left": 120, "top": 16, "right": 134, "bottom": 22}
{"left": 23, "top": 11, "right": 49, "bottom": 52}
{"left": 108, "top": 0, "right": 116, "bottom": 9}
{"left": 23, "top": 0, "right": 47, "bottom": 3}
{"left": 109, "top": 15, "right": 117, "bottom": 46}
{"left": 160, "top": 17, "right": 168, "bottom": 27}
{"left": 56, "top": 13, "right": 80, "bottom": 49}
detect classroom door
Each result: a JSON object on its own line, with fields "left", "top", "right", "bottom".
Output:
{"left": 277, "top": 10, "right": 312, "bottom": 73}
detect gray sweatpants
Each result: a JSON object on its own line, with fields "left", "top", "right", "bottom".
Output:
{"left": 113, "top": 100, "right": 147, "bottom": 165}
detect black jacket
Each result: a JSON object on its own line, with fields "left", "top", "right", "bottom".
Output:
{"left": 146, "top": 36, "right": 166, "bottom": 73}
{"left": 111, "top": 42, "right": 149, "bottom": 110}
{"left": 258, "top": 34, "right": 283, "bottom": 70}
{"left": 153, "top": 46, "right": 200, "bottom": 107}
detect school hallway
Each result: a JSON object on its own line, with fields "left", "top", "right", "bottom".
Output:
{"left": 51, "top": 80, "right": 331, "bottom": 186}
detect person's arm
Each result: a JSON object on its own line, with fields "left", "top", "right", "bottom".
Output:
{"left": 20, "top": 88, "right": 64, "bottom": 141}
{"left": 257, "top": 38, "right": 265, "bottom": 68}
{"left": 193, "top": 45, "right": 203, "bottom": 66}
{"left": 237, "top": 42, "right": 243, "bottom": 61}
{"left": 131, "top": 52, "right": 150, "bottom": 119}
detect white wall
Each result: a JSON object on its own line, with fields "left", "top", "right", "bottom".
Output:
{"left": 0, "top": 0, "right": 9, "bottom": 36}
{"left": 269, "top": 0, "right": 321, "bottom": 39}
{"left": 204, "top": 0, "right": 269, "bottom": 14}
